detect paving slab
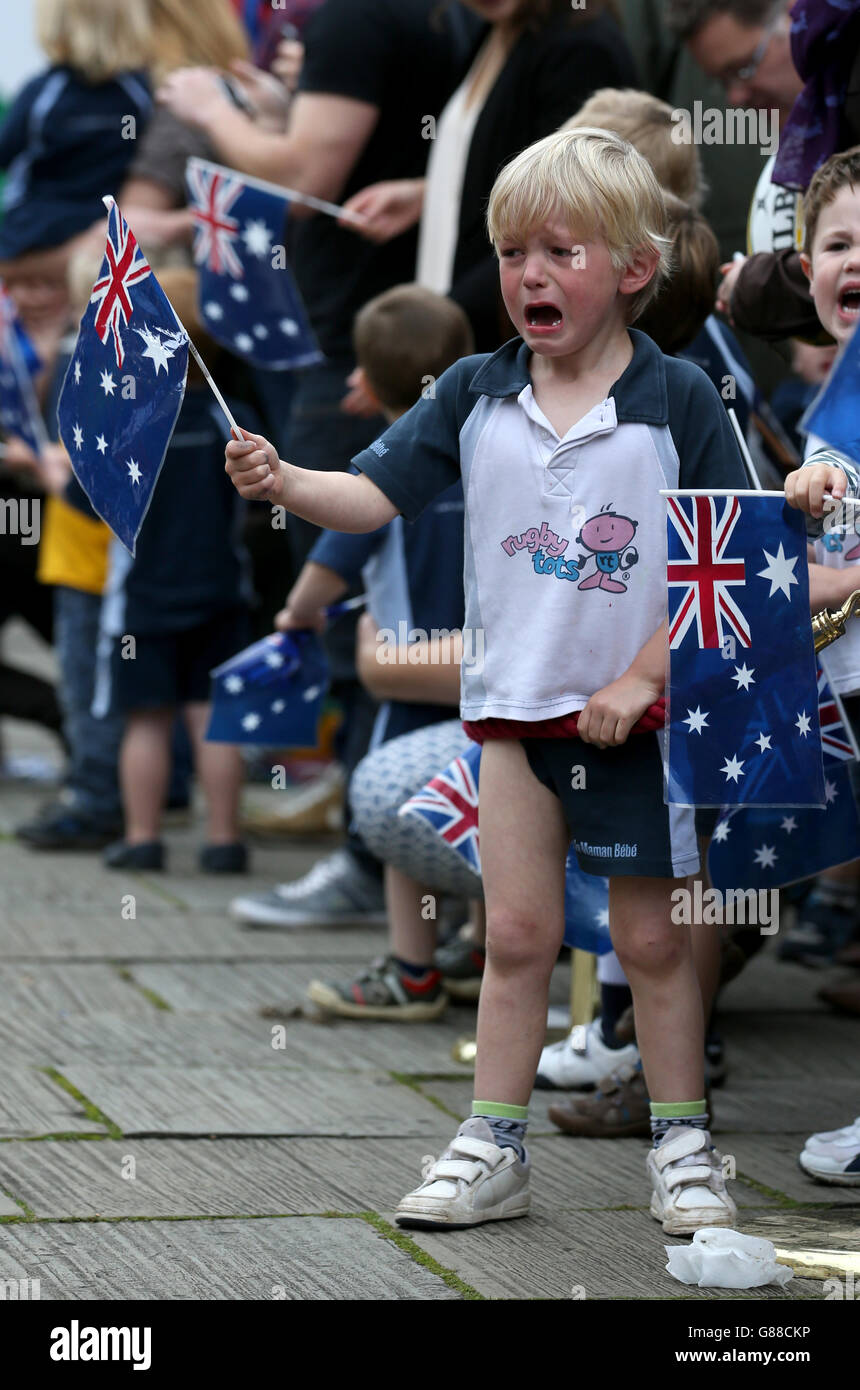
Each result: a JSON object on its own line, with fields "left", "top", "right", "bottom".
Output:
{"left": 718, "top": 949, "right": 830, "bottom": 1014}
{"left": 0, "top": 1068, "right": 108, "bottom": 1138}
{"left": 59, "top": 1065, "right": 445, "bottom": 1136}
{"left": 0, "top": 1216, "right": 462, "bottom": 1300}
{"left": 718, "top": 1010, "right": 858, "bottom": 1079}
{"left": 726, "top": 1133, "right": 860, "bottom": 1206}
{"left": 706, "top": 1079, "right": 860, "bottom": 1135}
{"left": 128, "top": 961, "right": 338, "bottom": 1012}
{"left": 407, "top": 1207, "right": 825, "bottom": 1301}
{"left": 0, "top": 963, "right": 156, "bottom": 1023}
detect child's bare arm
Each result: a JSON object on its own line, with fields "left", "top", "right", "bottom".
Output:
{"left": 577, "top": 621, "right": 666, "bottom": 749}
{"left": 274, "top": 561, "right": 347, "bottom": 632}
{"left": 808, "top": 560, "right": 860, "bottom": 612}
{"left": 225, "top": 428, "right": 398, "bottom": 532}
{"left": 355, "top": 613, "right": 462, "bottom": 703}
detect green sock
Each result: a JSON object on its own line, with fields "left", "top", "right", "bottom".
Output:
{"left": 472, "top": 1100, "right": 528, "bottom": 1159}
{"left": 649, "top": 1099, "right": 708, "bottom": 1147}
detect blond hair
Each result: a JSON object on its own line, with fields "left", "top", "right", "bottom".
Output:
{"left": 148, "top": 0, "right": 249, "bottom": 82}
{"left": 486, "top": 127, "right": 672, "bottom": 322}
{"left": 564, "top": 89, "right": 705, "bottom": 208}
{"left": 36, "top": 0, "right": 151, "bottom": 83}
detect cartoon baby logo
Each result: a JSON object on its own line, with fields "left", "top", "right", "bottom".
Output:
{"left": 575, "top": 505, "right": 639, "bottom": 593}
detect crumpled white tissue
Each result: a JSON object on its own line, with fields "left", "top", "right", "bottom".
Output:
{"left": 665, "top": 1229, "right": 794, "bottom": 1288}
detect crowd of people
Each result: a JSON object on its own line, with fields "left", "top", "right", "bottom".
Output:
{"left": 0, "top": 0, "right": 859, "bottom": 1237}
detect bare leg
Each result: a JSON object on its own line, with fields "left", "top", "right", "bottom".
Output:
{"left": 388, "top": 864, "right": 436, "bottom": 966}
{"left": 183, "top": 702, "right": 242, "bottom": 844}
{"left": 611, "top": 875, "right": 705, "bottom": 1104}
{"left": 474, "top": 740, "right": 569, "bottom": 1105}
{"left": 120, "top": 708, "right": 173, "bottom": 843}
{"left": 470, "top": 898, "right": 486, "bottom": 946}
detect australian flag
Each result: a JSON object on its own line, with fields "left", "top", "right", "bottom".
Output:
{"left": 666, "top": 491, "right": 825, "bottom": 807}
{"left": 186, "top": 157, "right": 321, "bottom": 371}
{"left": 0, "top": 285, "right": 47, "bottom": 457}
{"left": 206, "top": 629, "right": 328, "bottom": 746}
{"left": 709, "top": 672, "right": 860, "bottom": 889}
{"left": 57, "top": 200, "right": 189, "bottom": 554}
{"left": 400, "top": 743, "right": 612, "bottom": 954}
{"left": 802, "top": 317, "right": 860, "bottom": 465}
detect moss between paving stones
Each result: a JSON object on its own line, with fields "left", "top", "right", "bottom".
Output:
{"left": 41, "top": 1068, "right": 123, "bottom": 1139}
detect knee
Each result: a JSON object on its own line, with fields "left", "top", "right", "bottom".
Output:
{"left": 614, "top": 923, "right": 687, "bottom": 978}
{"left": 485, "top": 912, "right": 556, "bottom": 976}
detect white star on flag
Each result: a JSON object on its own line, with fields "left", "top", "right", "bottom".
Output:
{"left": 205, "top": 302, "right": 224, "bottom": 320}
{"left": 280, "top": 318, "right": 299, "bottom": 336}
{"left": 721, "top": 754, "right": 745, "bottom": 782}
{"left": 224, "top": 675, "right": 244, "bottom": 694}
{"left": 825, "top": 778, "right": 838, "bottom": 803}
{"left": 242, "top": 712, "right": 262, "bottom": 731}
{"left": 683, "top": 706, "right": 709, "bottom": 734}
{"left": 95, "top": 434, "right": 108, "bottom": 455}
{"left": 235, "top": 333, "right": 254, "bottom": 352}
{"left": 755, "top": 732, "right": 772, "bottom": 752}
{"left": 780, "top": 816, "right": 797, "bottom": 833}
{"left": 127, "top": 459, "right": 142, "bottom": 485}
{"left": 595, "top": 908, "right": 610, "bottom": 928}
{"left": 242, "top": 220, "right": 273, "bottom": 257}
{"left": 732, "top": 663, "right": 756, "bottom": 690}
{"left": 753, "top": 844, "right": 777, "bottom": 868}
{"left": 253, "top": 324, "right": 269, "bottom": 338}
{"left": 264, "top": 651, "right": 284, "bottom": 668}
{"left": 100, "top": 370, "right": 116, "bottom": 396}
{"left": 230, "top": 284, "right": 250, "bottom": 302}
{"left": 756, "top": 542, "right": 799, "bottom": 599}
{"left": 303, "top": 684, "right": 323, "bottom": 702}
{"left": 712, "top": 820, "right": 731, "bottom": 842}
{"left": 796, "top": 711, "right": 812, "bottom": 737}
{"left": 72, "top": 424, "right": 83, "bottom": 450}
{"left": 135, "top": 325, "right": 178, "bottom": 375}
{"left": 271, "top": 699, "right": 285, "bottom": 713}
{"left": 73, "top": 360, "right": 81, "bottom": 384}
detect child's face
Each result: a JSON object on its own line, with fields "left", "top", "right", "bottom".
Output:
{"left": 497, "top": 219, "right": 644, "bottom": 358}
{"left": 804, "top": 185, "right": 860, "bottom": 349}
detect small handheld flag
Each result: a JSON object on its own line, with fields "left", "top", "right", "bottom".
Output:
{"left": 0, "top": 285, "right": 49, "bottom": 458}
{"left": 665, "top": 490, "right": 825, "bottom": 806}
{"left": 206, "top": 629, "right": 328, "bottom": 746}
{"left": 187, "top": 157, "right": 322, "bottom": 371}
{"left": 57, "top": 199, "right": 190, "bottom": 554}
{"left": 399, "top": 743, "right": 612, "bottom": 954}
{"left": 802, "top": 318, "right": 860, "bottom": 465}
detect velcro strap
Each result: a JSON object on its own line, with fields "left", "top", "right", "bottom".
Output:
{"left": 428, "top": 1159, "right": 481, "bottom": 1183}
{"left": 450, "top": 1136, "right": 504, "bottom": 1166}
{"left": 654, "top": 1129, "right": 707, "bottom": 1170}
{"left": 664, "top": 1163, "right": 715, "bottom": 1191}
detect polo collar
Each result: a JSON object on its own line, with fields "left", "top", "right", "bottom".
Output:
{"left": 467, "top": 328, "right": 670, "bottom": 425}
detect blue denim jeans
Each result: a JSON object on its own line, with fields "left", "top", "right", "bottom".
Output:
{"left": 54, "top": 586, "right": 123, "bottom": 823}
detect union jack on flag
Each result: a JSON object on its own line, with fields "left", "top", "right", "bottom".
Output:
{"left": 399, "top": 741, "right": 612, "bottom": 953}
{"left": 89, "top": 202, "right": 152, "bottom": 369}
{"left": 818, "top": 667, "right": 858, "bottom": 762}
{"left": 400, "top": 742, "right": 481, "bottom": 872}
{"left": 187, "top": 161, "right": 244, "bottom": 278}
{"left": 666, "top": 491, "right": 825, "bottom": 806}
{"left": 667, "top": 494, "right": 750, "bottom": 650}
{"left": 185, "top": 157, "right": 321, "bottom": 371}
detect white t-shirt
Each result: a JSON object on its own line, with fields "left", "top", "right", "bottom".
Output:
{"left": 805, "top": 433, "right": 860, "bottom": 695}
{"left": 415, "top": 60, "right": 484, "bottom": 294}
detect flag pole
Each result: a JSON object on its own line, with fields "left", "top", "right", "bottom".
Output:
{"left": 187, "top": 156, "right": 366, "bottom": 226}
{"left": 727, "top": 407, "right": 763, "bottom": 490}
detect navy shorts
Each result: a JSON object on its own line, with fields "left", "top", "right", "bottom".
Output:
{"left": 108, "top": 608, "right": 250, "bottom": 714}
{"left": 521, "top": 732, "right": 699, "bottom": 880}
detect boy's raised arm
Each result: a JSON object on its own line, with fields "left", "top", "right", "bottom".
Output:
{"left": 225, "top": 428, "right": 399, "bottom": 533}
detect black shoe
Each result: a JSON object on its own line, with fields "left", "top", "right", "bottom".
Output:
{"left": 199, "top": 842, "right": 248, "bottom": 874}
{"left": 104, "top": 840, "right": 165, "bottom": 870}
{"left": 17, "top": 805, "right": 122, "bottom": 850}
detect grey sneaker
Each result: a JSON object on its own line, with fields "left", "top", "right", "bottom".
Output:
{"left": 396, "top": 1117, "right": 530, "bottom": 1230}
{"left": 229, "top": 849, "right": 386, "bottom": 928}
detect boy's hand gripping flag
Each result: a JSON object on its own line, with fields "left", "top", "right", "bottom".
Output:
{"left": 206, "top": 629, "right": 329, "bottom": 747}
{"left": 57, "top": 199, "right": 189, "bottom": 554}
{"left": 0, "top": 284, "right": 48, "bottom": 458}
{"left": 186, "top": 157, "right": 322, "bottom": 371}
{"left": 665, "top": 490, "right": 825, "bottom": 806}
{"left": 399, "top": 743, "right": 613, "bottom": 955}
{"left": 802, "top": 316, "right": 860, "bottom": 465}
{"left": 708, "top": 670, "right": 860, "bottom": 889}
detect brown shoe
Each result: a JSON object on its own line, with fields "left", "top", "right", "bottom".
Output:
{"left": 548, "top": 1061, "right": 650, "bottom": 1137}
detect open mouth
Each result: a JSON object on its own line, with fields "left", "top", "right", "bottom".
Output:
{"left": 525, "top": 303, "right": 563, "bottom": 328}
{"left": 838, "top": 287, "right": 860, "bottom": 317}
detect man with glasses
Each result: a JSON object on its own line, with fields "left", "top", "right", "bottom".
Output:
{"left": 666, "top": 0, "right": 801, "bottom": 126}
